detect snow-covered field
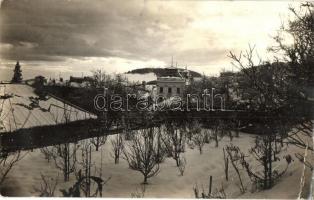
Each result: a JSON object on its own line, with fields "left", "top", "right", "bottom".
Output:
{"left": 1, "top": 131, "right": 310, "bottom": 198}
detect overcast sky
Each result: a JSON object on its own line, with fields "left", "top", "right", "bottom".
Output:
{"left": 0, "top": 0, "right": 298, "bottom": 78}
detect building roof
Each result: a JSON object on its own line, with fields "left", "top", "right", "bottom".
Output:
{"left": 157, "top": 76, "right": 185, "bottom": 81}
{"left": 0, "top": 84, "right": 96, "bottom": 132}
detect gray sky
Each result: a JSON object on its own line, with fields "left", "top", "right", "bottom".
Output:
{"left": 0, "top": 0, "right": 298, "bottom": 78}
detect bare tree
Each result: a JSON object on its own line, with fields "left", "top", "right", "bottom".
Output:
{"left": 76, "top": 142, "right": 93, "bottom": 197}
{"left": 210, "top": 124, "right": 220, "bottom": 148}
{"left": 155, "top": 126, "right": 166, "bottom": 164}
{"left": 122, "top": 127, "right": 160, "bottom": 184}
{"left": 210, "top": 120, "right": 230, "bottom": 147}
{"left": 163, "top": 122, "right": 186, "bottom": 166}
{"left": 46, "top": 143, "right": 77, "bottom": 182}
{"left": 110, "top": 134, "right": 123, "bottom": 164}
{"left": 131, "top": 184, "right": 146, "bottom": 198}
{"left": 89, "top": 122, "right": 107, "bottom": 152}
{"left": 160, "top": 128, "right": 173, "bottom": 158}
{"left": 222, "top": 148, "right": 229, "bottom": 181}
{"left": 227, "top": 26, "right": 313, "bottom": 189}
{"left": 0, "top": 151, "right": 25, "bottom": 186}
{"left": 34, "top": 173, "right": 59, "bottom": 197}
{"left": 41, "top": 147, "right": 53, "bottom": 163}
{"left": 235, "top": 120, "right": 241, "bottom": 138}
{"left": 60, "top": 169, "right": 110, "bottom": 197}
{"left": 229, "top": 3, "right": 314, "bottom": 150}
{"left": 203, "top": 129, "right": 212, "bottom": 144}
{"left": 189, "top": 127, "right": 206, "bottom": 154}
{"left": 234, "top": 131, "right": 291, "bottom": 190}
{"left": 225, "top": 144, "right": 245, "bottom": 193}
{"left": 177, "top": 155, "right": 186, "bottom": 176}
{"left": 274, "top": 4, "right": 314, "bottom": 147}
{"left": 90, "top": 136, "right": 107, "bottom": 152}
{"left": 295, "top": 151, "right": 313, "bottom": 170}
{"left": 61, "top": 141, "right": 111, "bottom": 197}
{"left": 247, "top": 136, "right": 290, "bottom": 189}
{"left": 193, "top": 176, "right": 226, "bottom": 199}
{"left": 271, "top": 3, "right": 314, "bottom": 89}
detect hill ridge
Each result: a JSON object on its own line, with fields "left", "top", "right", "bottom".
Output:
{"left": 126, "top": 67, "right": 202, "bottom": 77}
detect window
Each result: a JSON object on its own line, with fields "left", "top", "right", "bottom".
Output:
{"left": 159, "top": 87, "right": 163, "bottom": 93}
{"left": 177, "top": 88, "right": 181, "bottom": 94}
{"left": 168, "top": 87, "right": 172, "bottom": 94}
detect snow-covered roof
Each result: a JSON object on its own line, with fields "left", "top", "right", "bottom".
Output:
{"left": 157, "top": 76, "right": 185, "bottom": 82}
{"left": 0, "top": 84, "right": 96, "bottom": 132}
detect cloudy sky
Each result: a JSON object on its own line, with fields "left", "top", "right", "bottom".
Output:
{"left": 0, "top": 0, "right": 298, "bottom": 79}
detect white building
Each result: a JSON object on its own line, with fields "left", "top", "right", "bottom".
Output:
{"left": 156, "top": 66, "right": 191, "bottom": 98}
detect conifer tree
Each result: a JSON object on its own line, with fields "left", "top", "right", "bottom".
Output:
{"left": 11, "top": 61, "right": 23, "bottom": 83}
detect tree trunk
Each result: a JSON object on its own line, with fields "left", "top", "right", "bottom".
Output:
{"left": 96, "top": 137, "right": 100, "bottom": 151}
{"left": 268, "top": 137, "right": 273, "bottom": 188}
{"left": 143, "top": 176, "right": 148, "bottom": 184}
{"left": 223, "top": 148, "right": 229, "bottom": 181}
{"left": 175, "top": 154, "right": 180, "bottom": 167}
{"left": 215, "top": 134, "right": 218, "bottom": 147}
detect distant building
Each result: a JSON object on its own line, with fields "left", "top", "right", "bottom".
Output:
{"left": 34, "top": 75, "right": 47, "bottom": 87}
{"left": 157, "top": 76, "right": 185, "bottom": 98}
{"left": 69, "top": 76, "right": 94, "bottom": 88}
{"left": 69, "top": 76, "right": 93, "bottom": 84}
{"left": 156, "top": 66, "right": 192, "bottom": 98}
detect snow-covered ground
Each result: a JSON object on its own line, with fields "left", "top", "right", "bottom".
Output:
{"left": 1, "top": 131, "right": 311, "bottom": 198}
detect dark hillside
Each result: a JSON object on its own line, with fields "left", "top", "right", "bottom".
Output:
{"left": 126, "top": 67, "right": 202, "bottom": 77}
